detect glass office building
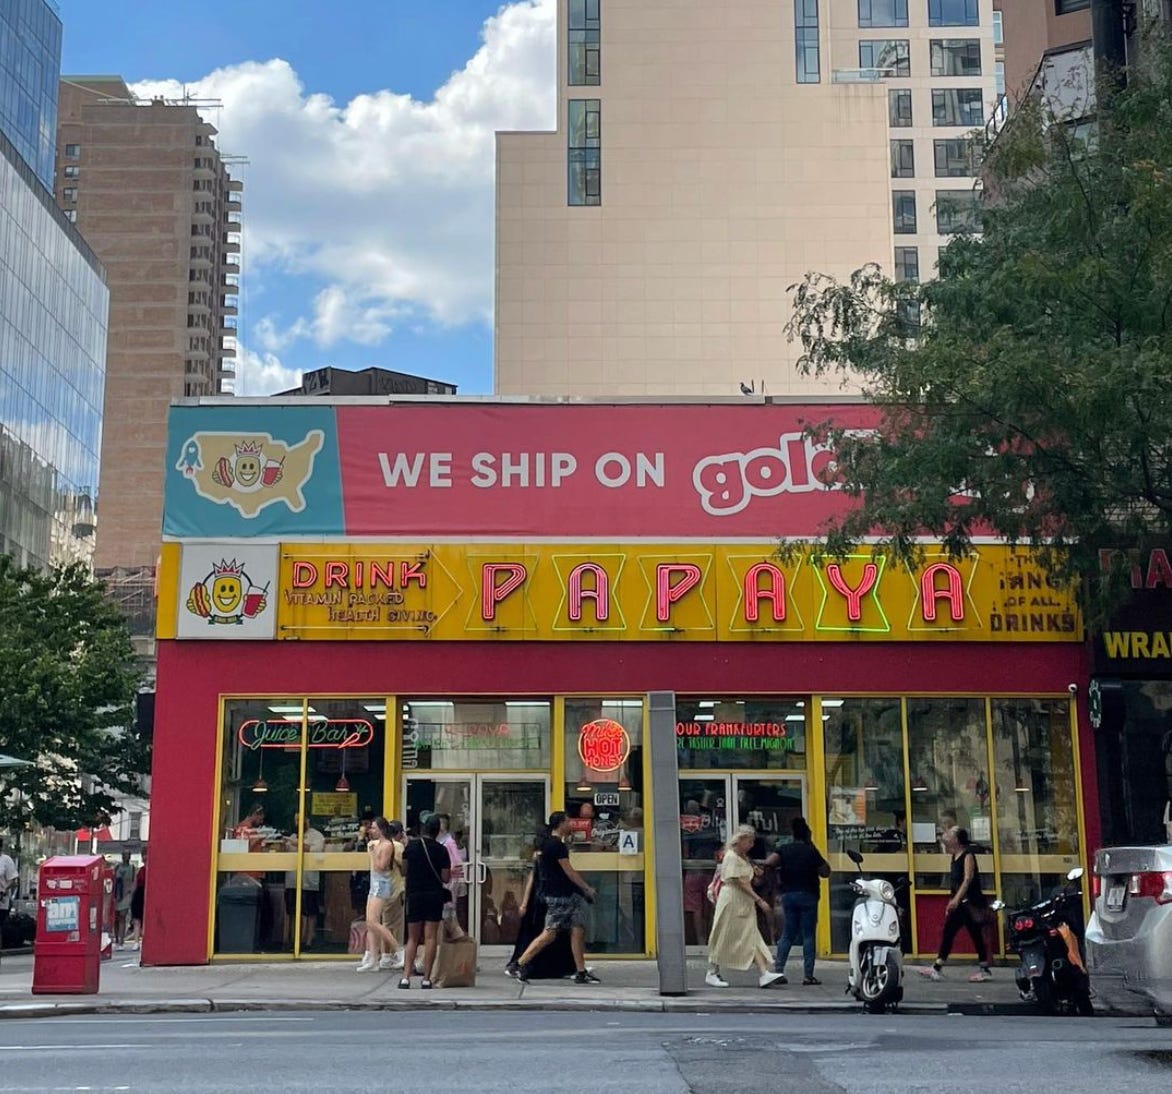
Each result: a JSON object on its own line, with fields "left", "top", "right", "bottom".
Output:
{"left": 0, "top": 126, "right": 107, "bottom": 569}
{"left": 0, "top": 0, "right": 62, "bottom": 191}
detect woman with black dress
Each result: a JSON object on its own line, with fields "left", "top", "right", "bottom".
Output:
{"left": 505, "top": 830, "right": 575, "bottom": 979}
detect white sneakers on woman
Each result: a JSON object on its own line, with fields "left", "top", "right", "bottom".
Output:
{"left": 704, "top": 970, "right": 729, "bottom": 987}
{"left": 758, "top": 970, "right": 786, "bottom": 988}
{"left": 356, "top": 953, "right": 377, "bottom": 972}
{"left": 379, "top": 952, "right": 405, "bottom": 971}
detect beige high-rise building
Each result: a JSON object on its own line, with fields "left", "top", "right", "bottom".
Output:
{"left": 54, "top": 77, "right": 242, "bottom": 631}
{"left": 495, "top": 0, "right": 996, "bottom": 397}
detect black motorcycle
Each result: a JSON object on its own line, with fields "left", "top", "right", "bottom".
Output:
{"left": 993, "top": 867, "right": 1093, "bottom": 1016}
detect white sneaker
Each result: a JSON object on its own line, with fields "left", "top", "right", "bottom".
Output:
{"left": 356, "top": 954, "right": 377, "bottom": 972}
{"left": 388, "top": 951, "right": 405, "bottom": 970}
{"left": 378, "top": 954, "right": 395, "bottom": 971}
{"left": 704, "top": 971, "right": 729, "bottom": 988}
{"left": 917, "top": 965, "right": 944, "bottom": 981}
{"left": 758, "top": 971, "right": 786, "bottom": 989}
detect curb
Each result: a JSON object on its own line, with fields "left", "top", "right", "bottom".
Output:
{"left": 0, "top": 996, "right": 951, "bottom": 1021}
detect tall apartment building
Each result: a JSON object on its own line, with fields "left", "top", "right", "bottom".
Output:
{"left": 495, "top": 1, "right": 997, "bottom": 397}
{"left": 0, "top": 0, "right": 109, "bottom": 570}
{"left": 54, "top": 76, "right": 243, "bottom": 640}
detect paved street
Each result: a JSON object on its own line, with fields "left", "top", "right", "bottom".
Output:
{"left": 0, "top": 1011, "right": 1168, "bottom": 1093}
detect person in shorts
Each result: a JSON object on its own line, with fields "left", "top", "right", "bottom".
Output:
{"left": 510, "top": 812, "right": 600, "bottom": 985}
{"left": 399, "top": 815, "right": 450, "bottom": 989}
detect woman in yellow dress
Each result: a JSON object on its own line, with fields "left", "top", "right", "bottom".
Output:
{"left": 705, "top": 825, "right": 787, "bottom": 989}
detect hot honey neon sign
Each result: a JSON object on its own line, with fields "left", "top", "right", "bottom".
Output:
{"left": 578, "top": 718, "right": 631, "bottom": 772}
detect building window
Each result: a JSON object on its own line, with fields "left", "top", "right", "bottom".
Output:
{"left": 931, "top": 87, "right": 985, "bottom": 126}
{"left": 859, "top": 39, "right": 911, "bottom": 76}
{"left": 568, "top": 99, "right": 601, "bottom": 206}
{"left": 893, "top": 189, "right": 917, "bottom": 233}
{"left": 891, "top": 139, "right": 916, "bottom": 178}
{"left": 64, "top": 143, "right": 80, "bottom": 158}
{"left": 894, "top": 245, "right": 920, "bottom": 281}
{"left": 795, "top": 0, "right": 821, "bottom": 84}
{"left": 889, "top": 88, "right": 913, "bottom": 126}
{"left": 995, "top": 60, "right": 1006, "bottom": 98}
{"left": 402, "top": 698, "right": 551, "bottom": 771}
{"left": 935, "top": 188, "right": 981, "bottom": 233}
{"left": 928, "top": 0, "right": 979, "bottom": 26}
{"left": 63, "top": 164, "right": 80, "bottom": 179}
{"left": 62, "top": 187, "right": 77, "bottom": 202}
{"left": 1056, "top": 0, "right": 1090, "bottom": 13}
{"left": 858, "top": 0, "right": 908, "bottom": 27}
{"left": 568, "top": 0, "right": 601, "bottom": 86}
{"left": 934, "top": 137, "right": 973, "bottom": 176}
{"left": 63, "top": 208, "right": 77, "bottom": 223}
{"left": 992, "top": 10, "right": 1003, "bottom": 44}
{"left": 930, "top": 38, "right": 982, "bottom": 76}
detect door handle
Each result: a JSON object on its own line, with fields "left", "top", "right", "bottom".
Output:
{"left": 477, "top": 861, "right": 488, "bottom": 885}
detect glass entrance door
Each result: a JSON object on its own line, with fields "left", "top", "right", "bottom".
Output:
{"left": 679, "top": 773, "right": 806, "bottom": 950}
{"left": 404, "top": 774, "right": 548, "bottom": 952}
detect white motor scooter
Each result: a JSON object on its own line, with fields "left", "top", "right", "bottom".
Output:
{"left": 845, "top": 849, "right": 904, "bottom": 1013}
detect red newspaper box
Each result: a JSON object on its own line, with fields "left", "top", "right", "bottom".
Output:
{"left": 31, "top": 855, "right": 105, "bottom": 994}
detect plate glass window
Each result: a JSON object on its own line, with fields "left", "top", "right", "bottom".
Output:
{"left": 795, "top": 0, "right": 821, "bottom": 84}
{"left": 932, "top": 88, "right": 984, "bottom": 126}
{"left": 935, "top": 188, "right": 980, "bottom": 233}
{"left": 859, "top": 39, "right": 911, "bottom": 76}
{"left": 931, "top": 39, "right": 982, "bottom": 76}
{"left": 892, "top": 189, "right": 917, "bottom": 234}
{"left": 889, "top": 88, "right": 913, "bottom": 127}
{"left": 568, "top": 99, "right": 601, "bottom": 206}
{"left": 928, "top": 0, "right": 979, "bottom": 26}
{"left": 933, "top": 138, "right": 973, "bottom": 176}
{"left": 894, "top": 245, "right": 919, "bottom": 282}
{"left": 1056, "top": 0, "right": 1090, "bottom": 12}
{"left": 858, "top": 0, "right": 908, "bottom": 27}
{"left": 891, "top": 139, "right": 916, "bottom": 178}
{"left": 568, "top": 0, "right": 600, "bottom": 86}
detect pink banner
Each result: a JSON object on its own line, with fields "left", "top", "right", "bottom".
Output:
{"left": 336, "top": 403, "right": 876, "bottom": 537}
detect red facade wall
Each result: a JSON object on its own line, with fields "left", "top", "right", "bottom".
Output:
{"left": 144, "top": 639, "right": 1094, "bottom": 965}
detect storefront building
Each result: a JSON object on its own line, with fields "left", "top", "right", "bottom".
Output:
{"left": 145, "top": 399, "right": 1097, "bottom": 966}
{"left": 1091, "top": 546, "right": 1172, "bottom": 847}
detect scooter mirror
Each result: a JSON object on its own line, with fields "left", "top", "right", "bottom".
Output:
{"left": 847, "top": 849, "right": 864, "bottom": 865}
{"left": 1067, "top": 867, "right": 1084, "bottom": 882}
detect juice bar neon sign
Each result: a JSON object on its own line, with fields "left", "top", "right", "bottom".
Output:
{"left": 237, "top": 718, "right": 375, "bottom": 751}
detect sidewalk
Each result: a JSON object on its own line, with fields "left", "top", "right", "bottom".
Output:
{"left": 0, "top": 949, "right": 1100, "bottom": 1021}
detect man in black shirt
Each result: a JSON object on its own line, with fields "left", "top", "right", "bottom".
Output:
{"left": 510, "top": 812, "right": 599, "bottom": 985}
{"left": 762, "top": 816, "right": 831, "bottom": 985}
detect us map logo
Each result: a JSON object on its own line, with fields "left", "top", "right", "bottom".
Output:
{"left": 176, "top": 430, "right": 324, "bottom": 518}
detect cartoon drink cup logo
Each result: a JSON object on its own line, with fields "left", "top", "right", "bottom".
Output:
{"left": 186, "top": 559, "right": 269, "bottom": 626}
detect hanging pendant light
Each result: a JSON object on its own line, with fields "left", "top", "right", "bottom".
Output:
{"left": 251, "top": 752, "right": 268, "bottom": 793}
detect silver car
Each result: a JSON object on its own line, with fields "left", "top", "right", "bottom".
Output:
{"left": 1086, "top": 844, "right": 1172, "bottom": 1018}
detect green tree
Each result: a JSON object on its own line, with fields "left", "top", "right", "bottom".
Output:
{"left": 785, "top": 38, "right": 1172, "bottom": 619}
{"left": 0, "top": 556, "right": 146, "bottom": 831}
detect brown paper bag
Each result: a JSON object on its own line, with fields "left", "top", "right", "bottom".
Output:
{"left": 431, "top": 935, "right": 478, "bottom": 988}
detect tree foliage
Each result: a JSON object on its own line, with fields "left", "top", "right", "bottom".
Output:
{"left": 0, "top": 557, "right": 146, "bottom": 831}
{"left": 786, "top": 37, "right": 1172, "bottom": 620}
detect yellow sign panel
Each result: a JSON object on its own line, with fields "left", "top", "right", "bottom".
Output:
{"left": 310, "top": 792, "right": 358, "bottom": 818}
{"left": 229, "top": 543, "right": 1077, "bottom": 643}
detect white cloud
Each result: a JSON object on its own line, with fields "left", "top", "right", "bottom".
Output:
{"left": 236, "top": 344, "right": 302, "bottom": 396}
{"left": 131, "top": 0, "right": 556, "bottom": 352}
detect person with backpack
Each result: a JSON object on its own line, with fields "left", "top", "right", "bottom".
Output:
{"left": 764, "top": 816, "right": 831, "bottom": 985}
{"left": 705, "top": 825, "right": 786, "bottom": 989}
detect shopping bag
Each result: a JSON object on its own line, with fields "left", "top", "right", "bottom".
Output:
{"left": 432, "top": 935, "right": 478, "bottom": 988}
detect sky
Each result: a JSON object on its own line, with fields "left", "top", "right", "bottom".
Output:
{"left": 56, "top": 0, "right": 558, "bottom": 395}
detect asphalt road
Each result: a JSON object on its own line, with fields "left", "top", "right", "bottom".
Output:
{"left": 0, "top": 1011, "right": 1169, "bottom": 1093}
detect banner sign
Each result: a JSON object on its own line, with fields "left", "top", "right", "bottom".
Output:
{"left": 1093, "top": 546, "right": 1172, "bottom": 675}
{"left": 158, "top": 542, "right": 1080, "bottom": 643}
{"left": 164, "top": 402, "right": 880, "bottom": 539}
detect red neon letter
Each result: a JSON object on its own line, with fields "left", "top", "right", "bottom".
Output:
{"left": 291, "top": 561, "right": 317, "bottom": 588}
{"left": 323, "top": 561, "right": 349, "bottom": 588}
{"left": 920, "top": 562, "right": 965, "bottom": 622}
{"left": 744, "top": 562, "right": 786, "bottom": 623}
{"left": 656, "top": 563, "right": 702, "bottom": 622}
{"left": 825, "top": 562, "right": 879, "bottom": 622}
{"left": 1147, "top": 549, "right": 1172, "bottom": 590}
{"left": 370, "top": 561, "right": 395, "bottom": 588}
{"left": 481, "top": 563, "right": 527, "bottom": 621}
{"left": 400, "top": 561, "right": 427, "bottom": 589}
{"left": 567, "top": 562, "right": 610, "bottom": 622}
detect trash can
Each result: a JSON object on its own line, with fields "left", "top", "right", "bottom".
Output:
{"left": 216, "top": 879, "right": 262, "bottom": 953}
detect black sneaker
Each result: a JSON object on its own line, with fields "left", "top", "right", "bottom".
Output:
{"left": 573, "top": 970, "right": 601, "bottom": 984}
{"left": 511, "top": 963, "right": 530, "bottom": 983}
